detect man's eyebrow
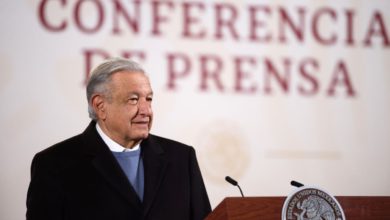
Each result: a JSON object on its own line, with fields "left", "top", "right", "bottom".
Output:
{"left": 127, "top": 91, "right": 153, "bottom": 96}
{"left": 127, "top": 92, "right": 139, "bottom": 96}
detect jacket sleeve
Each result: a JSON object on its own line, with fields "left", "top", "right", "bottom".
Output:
{"left": 26, "top": 153, "right": 64, "bottom": 220}
{"left": 188, "top": 147, "right": 212, "bottom": 220}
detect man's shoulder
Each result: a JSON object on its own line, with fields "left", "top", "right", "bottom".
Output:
{"left": 148, "top": 134, "right": 191, "bottom": 148}
{"left": 36, "top": 121, "right": 98, "bottom": 159}
{"left": 146, "top": 134, "right": 196, "bottom": 157}
{"left": 37, "top": 133, "right": 84, "bottom": 157}
{"left": 30, "top": 133, "right": 87, "bottom": 173}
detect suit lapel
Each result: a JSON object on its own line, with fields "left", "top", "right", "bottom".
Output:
{"left": 141, "top": 135, "right": 168, "bottom": 216}
{"left": 81, "top": 121, "right": 142, "bottom": 210}
{"left": 92, "top": 150, "right": 142, "bottom": 208}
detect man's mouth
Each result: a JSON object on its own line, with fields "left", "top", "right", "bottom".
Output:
{"left": 133, "top": 121, "right": 149, "bottom": 125}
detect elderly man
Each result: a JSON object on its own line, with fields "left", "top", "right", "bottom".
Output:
{"left": 26, "top": 58, "right": 211, "bottom": 220}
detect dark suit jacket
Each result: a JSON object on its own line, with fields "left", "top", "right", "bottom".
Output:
{"left": 26, "top": 121, "right": 211, "bottom": 220}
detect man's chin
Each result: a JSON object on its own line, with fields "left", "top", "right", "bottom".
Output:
{"left": 136, "top": 132, "right": 149, "bottom": 140}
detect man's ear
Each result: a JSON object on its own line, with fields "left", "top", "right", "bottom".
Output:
{"left": 91, "top": 95, "right": 106, "bottom": 120}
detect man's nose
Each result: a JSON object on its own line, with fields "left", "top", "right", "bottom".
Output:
{"left": 138, "top": 100, "right": 152, "bottom": 115}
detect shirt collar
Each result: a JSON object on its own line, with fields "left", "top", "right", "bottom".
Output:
{"left": 96, "top": 123, "right": 140, "bottom": 152}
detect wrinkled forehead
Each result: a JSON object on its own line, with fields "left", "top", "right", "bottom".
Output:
{"left": 110, "top": 71, "right": 153, "bottom": 93}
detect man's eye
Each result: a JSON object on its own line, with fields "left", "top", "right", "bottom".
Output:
{"left": 147, "top": 97, "right": 153, "bottom": 102}
{"left": 129, "top": 98, "right": 138, "bottom": 104}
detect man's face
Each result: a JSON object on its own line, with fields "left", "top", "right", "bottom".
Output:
{"left": 96, "top": 71, "right": 153, "bottom": 148}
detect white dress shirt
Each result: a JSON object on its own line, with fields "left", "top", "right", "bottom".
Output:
{"left": 96, "top": 123, "right": 140, "bottom": 152}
